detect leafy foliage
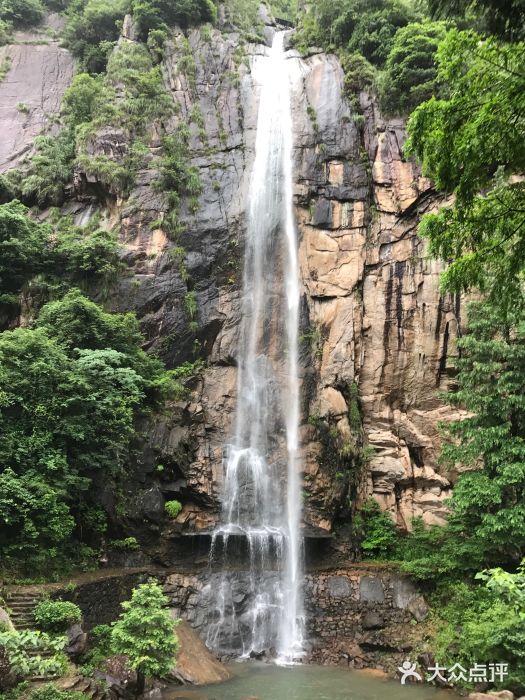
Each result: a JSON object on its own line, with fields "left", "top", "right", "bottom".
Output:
{"left": 352, "top": 498, "right": 398, "bottom": 558}
{"left": 293, "top": 0, "right": 416, "bottom": 68}
{"left": 0, "top": 291, "right": 176, "bottom": 573}
{"left": 0, "top": 0, "right": 44, "bottom": 28}
{"left": 6, "top": 134, "right": 76, "bottom": 207}
{"left": 33, "top": 599, "right": 82, "bottom": 633}
{"left": 427, "top": 0, "right": 525, "bottom": 41}
{"left": 0, "top": 629, "right": 67, "bottom": 678}
{"left": 164, "top": 500, "right": 182, "bottom": 519}
{"left": 111, "top": 582, "right": 179, "bottom": 693}
{"left": 0, "top": 201, "right": 120, "bottom": 316}
{"left": 0, "top": 200, "right": 47, "bottom": 303}
{"left": 379, "top": 21, "right": 448, "bottom": 114}
{"left": 430, "top": 563, "right": 525, "bottom": 692}
{"left": 27, "top": 685, "right": 87, "bottom": 700}
{"left": 405, "top": 30, "right": 525, "bottom": 309}
{"left": 64, "top": 0, "right": 129, "bottom": 72}
{"left": 132, "top": 0, "right": 216, "bottom": 39}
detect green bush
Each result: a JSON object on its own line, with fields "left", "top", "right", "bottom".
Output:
{"left": 111, "top": 582, "right": 179, "bottom": 694}
{"left": 347, "top": 0, "right": 417, "bottom": 66}
{"left": 64, "top": 0, "right": 129, "bottom": 72}
{"left": 33, "top": 599, "right": 82, "bottom": 632}
{"left": 165, "top": 500, "right": 182, "bottom": 519}
{"left": 6, "top": 132, "right": 76, "bottom": 207}
{"left": 28, "top": 685, "right": 87, "bottom": 700}
{"left": 340, "top": 51, "right": 376, "bottom": 95}
{"left": 353, "top": 498, "right": 398, "bottom": 558}
{"left": 429, "top": 563, "right": 525, "bottom": 693}
{"left": 0, "top": 0, "right": 44, "bottom": 28}
{"left": 110, "top": 537, "right": 140, "bottom": 550}
{"left": 131, "top": 0, "right": 216, "bottom": 39}
{"left": 379, "top": 21, "right": 448, "bottom": 114}
{"left": 0, "top": 628, "right": 68, "bottom": 677}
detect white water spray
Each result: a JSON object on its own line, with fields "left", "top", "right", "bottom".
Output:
{"left": 204, "top": 31, "right": 304, "bottom": 663}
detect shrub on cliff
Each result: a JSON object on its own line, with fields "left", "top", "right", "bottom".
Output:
{"left": 379, "top": 21, "right": 448, "bottom": 114}
{"left": 131, "top": 0, "right": 216, "bottom": 39}
{"left": 353, "top": 498, "right": 398, "bottom": 558}
{"left": 64, "top": 0, "right": 129, "bottom": 72}
{"left": 111, "top": 582, "right": 179, "bottom": 696}
{"left": 0, "top": 0, "right": 44, "bottom": 28}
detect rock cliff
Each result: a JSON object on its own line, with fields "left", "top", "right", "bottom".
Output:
{"left": 0, "top": 12, "right": 461, "bottom": 549}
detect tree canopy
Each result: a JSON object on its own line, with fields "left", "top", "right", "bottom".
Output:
{"left": 405, "top": 30, "right": 525, "bottom": 309}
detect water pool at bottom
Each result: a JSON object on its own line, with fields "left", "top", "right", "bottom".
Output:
{"left": 162, "top": 662, "right": 457, "bottom": 700}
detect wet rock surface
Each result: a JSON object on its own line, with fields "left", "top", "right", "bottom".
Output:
{"left": 97, "top": 26, "right": 463, "bottom": 537}
{"left": 0, "top": 15, "right": 74, "bottom": 172}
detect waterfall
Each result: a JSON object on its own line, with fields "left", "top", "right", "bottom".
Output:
{"left": 204, "top": 31, "right": 305, "bottom": 663}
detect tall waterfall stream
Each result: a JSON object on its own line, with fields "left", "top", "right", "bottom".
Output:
{"left": 203, "top": 31, "right": 305, "bottom": 663}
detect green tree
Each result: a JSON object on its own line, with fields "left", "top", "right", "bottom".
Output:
{"left": 379, "top": 21, "right": 448, "bottom": 114}
{"left": 347, "top": 0, "right": 416, "bottom": 66}
{"left": 131, "top": 0, "right": 216, "bottom": 38}
{"left": 405, "top": 30, "right": 525, "bottom": 309}
{"left": 0, "top": 291, "right": 176, "bottom": 571}
{"left": 401, "top": 301, "right": 525, "bottom": 580}
{"left": 353, "top": 498, "right": 398, "bottom": 558}
{"left": 64, "top": 0, "right": 129, "bottom": 72}
{"left": 0, "top": 0, "right": 44, "bottom": 28}
{"left": 0, "top": 200, "right": 47, "bottom": 303}
{"left": 111, "top": 582, "right": 179, "bottom": 696}
{"left": 430, "top": 563, "right": 525, "bottom": 692}
{"left": 427, "top": 0, "right": 525, "bottom": 41}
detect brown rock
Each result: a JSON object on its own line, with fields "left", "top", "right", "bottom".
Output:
{"left": 170, "top": 619, "right": 230, "bottom": 685}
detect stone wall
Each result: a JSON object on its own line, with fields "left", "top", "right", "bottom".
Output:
{"left": 161, "top": 564, "right": 428, "bottom": 667}
{"left": 54, "top": 571, "right": 152, "bottom": 630}
{"left": 304, "top": 566, "right": 428, "bottom": 666}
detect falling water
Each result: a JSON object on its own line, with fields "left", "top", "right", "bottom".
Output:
{"left": 204, "top": 31, "right": 304, "bottom": 663}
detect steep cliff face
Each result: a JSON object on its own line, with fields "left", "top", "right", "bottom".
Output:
{"left": 119, "top": 27, "right": 461, "bottom": 539}
{"left": 0, "top": 14, "right": 73, "bottom": 172}
{"left": 0, "top": 13, "right": 461, "bottom": 545}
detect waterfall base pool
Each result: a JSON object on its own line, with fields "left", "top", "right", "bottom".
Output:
{"left": 162, "top": 662, "right": 457, "bottom": 700}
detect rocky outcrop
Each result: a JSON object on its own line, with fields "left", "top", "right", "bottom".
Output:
{"left": 112, "top": 30, "right": 462, "bottom": 536}
{"left": 290, "top": 54, "right": 461, "bottom": 531}
{"left": 0, "top": 12, "right": 462, "bottom": 539}
{"left": 170, "top": 620, "right": 230, "bottom": 684}
{"left": 0, "top": 15, "right": 74, "bottom": 172}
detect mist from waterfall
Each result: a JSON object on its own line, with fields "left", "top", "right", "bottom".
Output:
{"left": 204, "top": 31, "right": 305, "bottom": 663}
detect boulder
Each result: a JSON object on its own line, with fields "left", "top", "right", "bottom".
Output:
{"left": 362, "top": 612, "right": 385, "bottom": 630}
{"left": 169, "top": 620, "right": 230, "bottom": 685}
{"left": 407, "top": 595, "right": 429, "bottom": 622}
{"left": 468, "top": 693, "right": 514, "bottom": 700}
{"left": 0, "top": 607, "right": 14, "bottom": 631}
{"left": 66, "top": 623, "right": 88, "bottom": 658}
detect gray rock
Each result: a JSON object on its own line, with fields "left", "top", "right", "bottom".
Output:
{"left": 392, "top": 577, "right": 419, "bottom": 609}
{"left": 0, "top": 607, "right": 14, "bottom": 631}
{"left": 132, "top": 487, "right": 165, "bottom": 523}
{"left": 66, "top": 623, "right": 87, "bottom": 658}
{"left": 359, "top": 577, "right": 385, "bottom": 603}
{"left": 407, "top": 595, "right": 429, "bottom": 622}
{"left": 362, "top": 612, "right": 385, "bottom": 630}
{"left": 0, "top": 23, "right": 74, "bottom": 172}
{"left": 327, "top": 576, "right": 352, "bottom": 598}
